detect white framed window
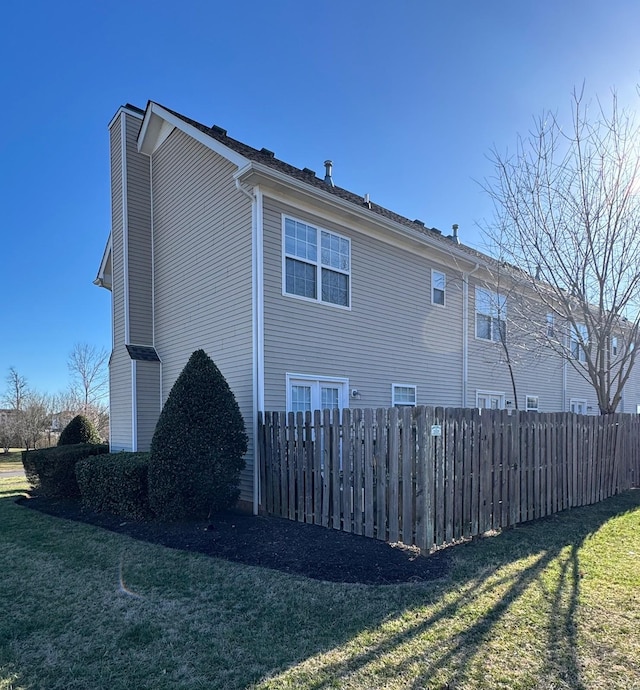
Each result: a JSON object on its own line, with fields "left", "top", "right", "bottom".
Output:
{"left": 475, "top": 287, "right": 506, "bottom": 342}
{"left": 525, "top": 395, "right": 539, "bottom": 412}
{"left": 431, "top": 269, "right": 446, "bottom": 306}
{"left": 546, "top": 313, "right": 555, "bottom": 338}
{"left": 476, "top": 390, "right": 505, "bottom": 410}
{"left": 286, "top": 374, "right": 349, "bottom": 413}
{"left": 611, "top": 336, "right": 618, "bottom": 357}
{"left": 392, "top": 384, "right": 417, "bottom": 407}
{"left": 570, "top": 399, "right": 587, "bottom": 415}
{"left": 283, "top": 216, "right": 351, "bottom": 308}
{"left": 571, "top": 324, "right": 588, "bottom": 362}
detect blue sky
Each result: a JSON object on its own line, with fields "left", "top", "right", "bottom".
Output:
{"left": 1, "top": 0, "right": 640, "bottom": 396}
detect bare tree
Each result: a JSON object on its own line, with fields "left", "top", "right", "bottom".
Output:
{"left": 67, "top": 343, "right": 109, "bottom": 414}
{"left": 482, "top": 88, "right": 640, "bottom": 414}
{"left": 3, "top": 367, "right": 29, "bottom": 411}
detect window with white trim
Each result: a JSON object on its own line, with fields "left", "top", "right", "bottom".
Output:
{"left": 526, "top": 395, "right": 539, "bottom": 412}
{"left": 392, "top": 384, "right": 417, "bottom": 407}
{"left": 283, "top": 217, "right": 350, "bottom": 307}
{"left": 475, "top": 287, "right": 506, "bottom": 342}
{"left": 611, "top": 336, "right": 618, "bottom": 357}
{"left": 571, "top": 324, "right": 588, "bottom": 362}
{"left": 431, "top": 270, "right": 446, "bottom": 306}
{"left": 546, "top": 313, "right": 555, "bottom": 338}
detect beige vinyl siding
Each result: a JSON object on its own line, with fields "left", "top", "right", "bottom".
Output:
{"left": 565, "top": 362, "right": 599, "bottom": 413}
{"left": 109, "top": 351, "right": 132, "bottom": 450}
{"left": 124, "top": 115, "right": 153, "bottom": 346}
{"left": 135, "top": 361, "right": 161, "bottom": 450}
{"left": 263, "top": 197, "right": 465, "bottom": 411}
{"left": 108, "top": 115, "right": 133, "bottom": 450}
{"left": 466, "top": 276, "right": 565, "bottom": 411}
{"left": 151, "top": 129, "right": 254, "bottom": 502}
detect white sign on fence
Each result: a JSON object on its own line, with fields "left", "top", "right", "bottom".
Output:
{"left": 431, "top": 424, "right": 442, "bottom": 437}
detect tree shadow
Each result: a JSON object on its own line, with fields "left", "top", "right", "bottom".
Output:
{"left": 258, "top": 491, "right": 640, "bottom": 689}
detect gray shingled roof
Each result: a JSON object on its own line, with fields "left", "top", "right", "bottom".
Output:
{"left": 154, "top": 104, "right": 475, "bottom": 251}
{"left": 126, "top": 345, "right": 160, "bottom": 362}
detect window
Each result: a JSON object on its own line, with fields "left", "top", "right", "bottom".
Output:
{"left": 570, "top": 399, "right": 587, "bottom": 415}
{"left": 546, "top": 313, "right": 555, "bottom": 338}
{"left": 286, "top": 374, "right": 349, "bottom": 413}
{"left": 476, "top": 390, "right": 505, "bottom": 410}
{"left": 283, "top": 217, "right": 350, "bottom": 307}
{"left": 431, "top": 270, "right": 446, "bottom": 306}
{"left": 475, "top": 288, "right": 506, "bottom": 342}
{"left": 611, "top": 336, "right": 618, "bottom": 357}
{"left": 571, "top": 324, "right": 588, "bottom": 362}
{"left": 392, "top": 384, "right": 417, "bottom": 407}
{"left": 526, "top": 395, "right": 539, "bottom": 412}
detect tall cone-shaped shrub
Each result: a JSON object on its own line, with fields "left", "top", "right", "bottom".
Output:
{"left": 148, "top": 349, "right": 247, "bottom": 520}
{"left": 58, "top": 414, "right": 101, "bottom": 446}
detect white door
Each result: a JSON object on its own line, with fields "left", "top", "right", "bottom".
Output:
{"left": 287, "top": 375, "right": 348, "bottom": 414}
{"left": 476, "top": 391, "right": 505, "bottom": 410}
{"left": 570, "top": 399, "right": 587, "bottom": 414}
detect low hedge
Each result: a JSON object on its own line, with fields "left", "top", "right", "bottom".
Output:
{"left": 22, "top": 444, "right": 109, "bottom": 498}
{"left": 76, "top": 452, "right": 151, "bottom": 521}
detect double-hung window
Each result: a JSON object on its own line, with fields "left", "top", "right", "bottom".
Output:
{"left": 571, "top": 324, "right": 588, "bottom": 362}
{"left": 283, "top": 217, "right": 350, "bottom": 307}
{"left": 475, "top": 288, "right": 506, "bottom": 342}
{"left": 431, "top": 270, "right": 446, "bottom": 306}
{"left": 392, "top": 384, "right": 417, "bottom": 407}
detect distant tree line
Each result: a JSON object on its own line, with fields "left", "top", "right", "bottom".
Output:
{"left": 0, "top": 343, "right": 109, "bottom": 452}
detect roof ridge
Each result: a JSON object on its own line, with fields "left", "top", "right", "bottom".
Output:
{"left": 145, "top": 102, "right": 493, "bottom": 265}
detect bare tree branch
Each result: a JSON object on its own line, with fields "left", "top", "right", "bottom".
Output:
{"left": 482, "top": 89, "right": 640, "bottom": 413}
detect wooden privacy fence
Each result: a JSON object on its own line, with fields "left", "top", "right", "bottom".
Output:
{"left": 258, "top": 407, "right": 640, "bottom": 551}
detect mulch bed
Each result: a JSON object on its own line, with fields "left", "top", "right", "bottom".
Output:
{"left": 17, "top": 495, "right": 451, "bottom": 585}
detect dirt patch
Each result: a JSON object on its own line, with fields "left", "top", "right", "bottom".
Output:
{"left": 17, "top": 495, "right": 451, "bottom": 585}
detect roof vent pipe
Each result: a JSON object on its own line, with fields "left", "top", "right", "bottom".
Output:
{"left": 324, "top": 160, "right": 334, "bottom": 187}
{"left": 452, "top": 223, "right": 460, "bottom": 244}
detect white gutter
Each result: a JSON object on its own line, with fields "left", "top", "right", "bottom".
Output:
{"left": 462, "top": 263, "right": 481, "bottom": 407}
{"left": 235, "top": 178, "right": 263, "bottom": 516}
{"left": 235, "top": 162, "right": 483, "bottom": 272}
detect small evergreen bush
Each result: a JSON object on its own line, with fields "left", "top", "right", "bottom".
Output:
{"left": 76, "top": 452, "right": 151, "bottom": 520}
{"left": 22, "top": 443, "right": 109, "bottom": 497}
{"left": 58, "top": 415, "right": 101, "bottom": 446}
{"left": 148, "top": 349, "right": 247, "bottom": 520}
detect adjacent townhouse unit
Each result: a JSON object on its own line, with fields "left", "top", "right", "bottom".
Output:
{"left": 96, "top": 101, "right": 640, "bottom": 511}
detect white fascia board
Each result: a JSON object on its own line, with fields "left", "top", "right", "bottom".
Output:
{"left": 108, "top": 105, "right": 143, "bottom": 131}
{"left": 94, "top": 234, "right": 113, "bottom": 290}
{"left": 235, "top": 162, "right": 484, "bottom": 272}
{"left": 138, "top": 103, "right": 249, "bottom": 168}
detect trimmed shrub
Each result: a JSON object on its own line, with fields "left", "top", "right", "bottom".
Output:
{"left": 76, "top": 452, "right": 151, "bottom": 521}
{"left": 148, "top": 349, "right": 248, "bottom": 520}
{"left": 22, "top": 443, "right": 109, "bottom": 497}
{"left": 58, "top": 415, "right": 101, "bottom": 446}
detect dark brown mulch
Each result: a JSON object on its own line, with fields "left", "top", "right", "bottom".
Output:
{"left": 17, "top": 495, "right": 451, "bottom": 585}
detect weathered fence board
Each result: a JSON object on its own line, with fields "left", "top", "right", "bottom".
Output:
{"left": 259, "top": 407, "right": 640, "bottom": 552}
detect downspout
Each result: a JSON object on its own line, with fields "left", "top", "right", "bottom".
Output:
{"left": 462, "top": 263, "right": 481, "bottom": 407}
{"left": 235, "top": 178, "right": 263, "bottom": 516}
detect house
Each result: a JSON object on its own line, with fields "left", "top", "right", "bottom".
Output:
{"left": 95, "top": 101, "right": 640, "bottom": 512}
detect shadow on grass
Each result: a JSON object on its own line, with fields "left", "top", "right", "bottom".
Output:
{"left": 1, "top": 487, "right": 639, "bottom": 690}
{"left": 257, "top": 490, "right": 640, "bottom": 689}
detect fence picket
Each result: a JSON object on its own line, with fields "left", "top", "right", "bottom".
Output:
{"left": 257, "top": 407, "right": 639, "bottom": 551}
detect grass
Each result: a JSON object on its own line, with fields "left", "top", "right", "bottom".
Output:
{"left": 0, "top": 476, "right": 638, "bottom": 690}
{"left": 0, "top": 450, "right": 23, "bottom": 473}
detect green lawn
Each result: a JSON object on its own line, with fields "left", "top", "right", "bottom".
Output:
{"left": 1, "top": 476, "right": 638, "bottom": 690}
{"left": 0, "top": 451, "right": 23, "bottom": 473}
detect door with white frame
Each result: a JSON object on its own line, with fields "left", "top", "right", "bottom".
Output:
{"left": 570, "top": 399, "right": 587, "bottom": 414}
{"left": 286, "top": 374, "right": 349, "bottom": 415}
{"left": 476, "top": 390, "right": 505, "bottom": 410}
